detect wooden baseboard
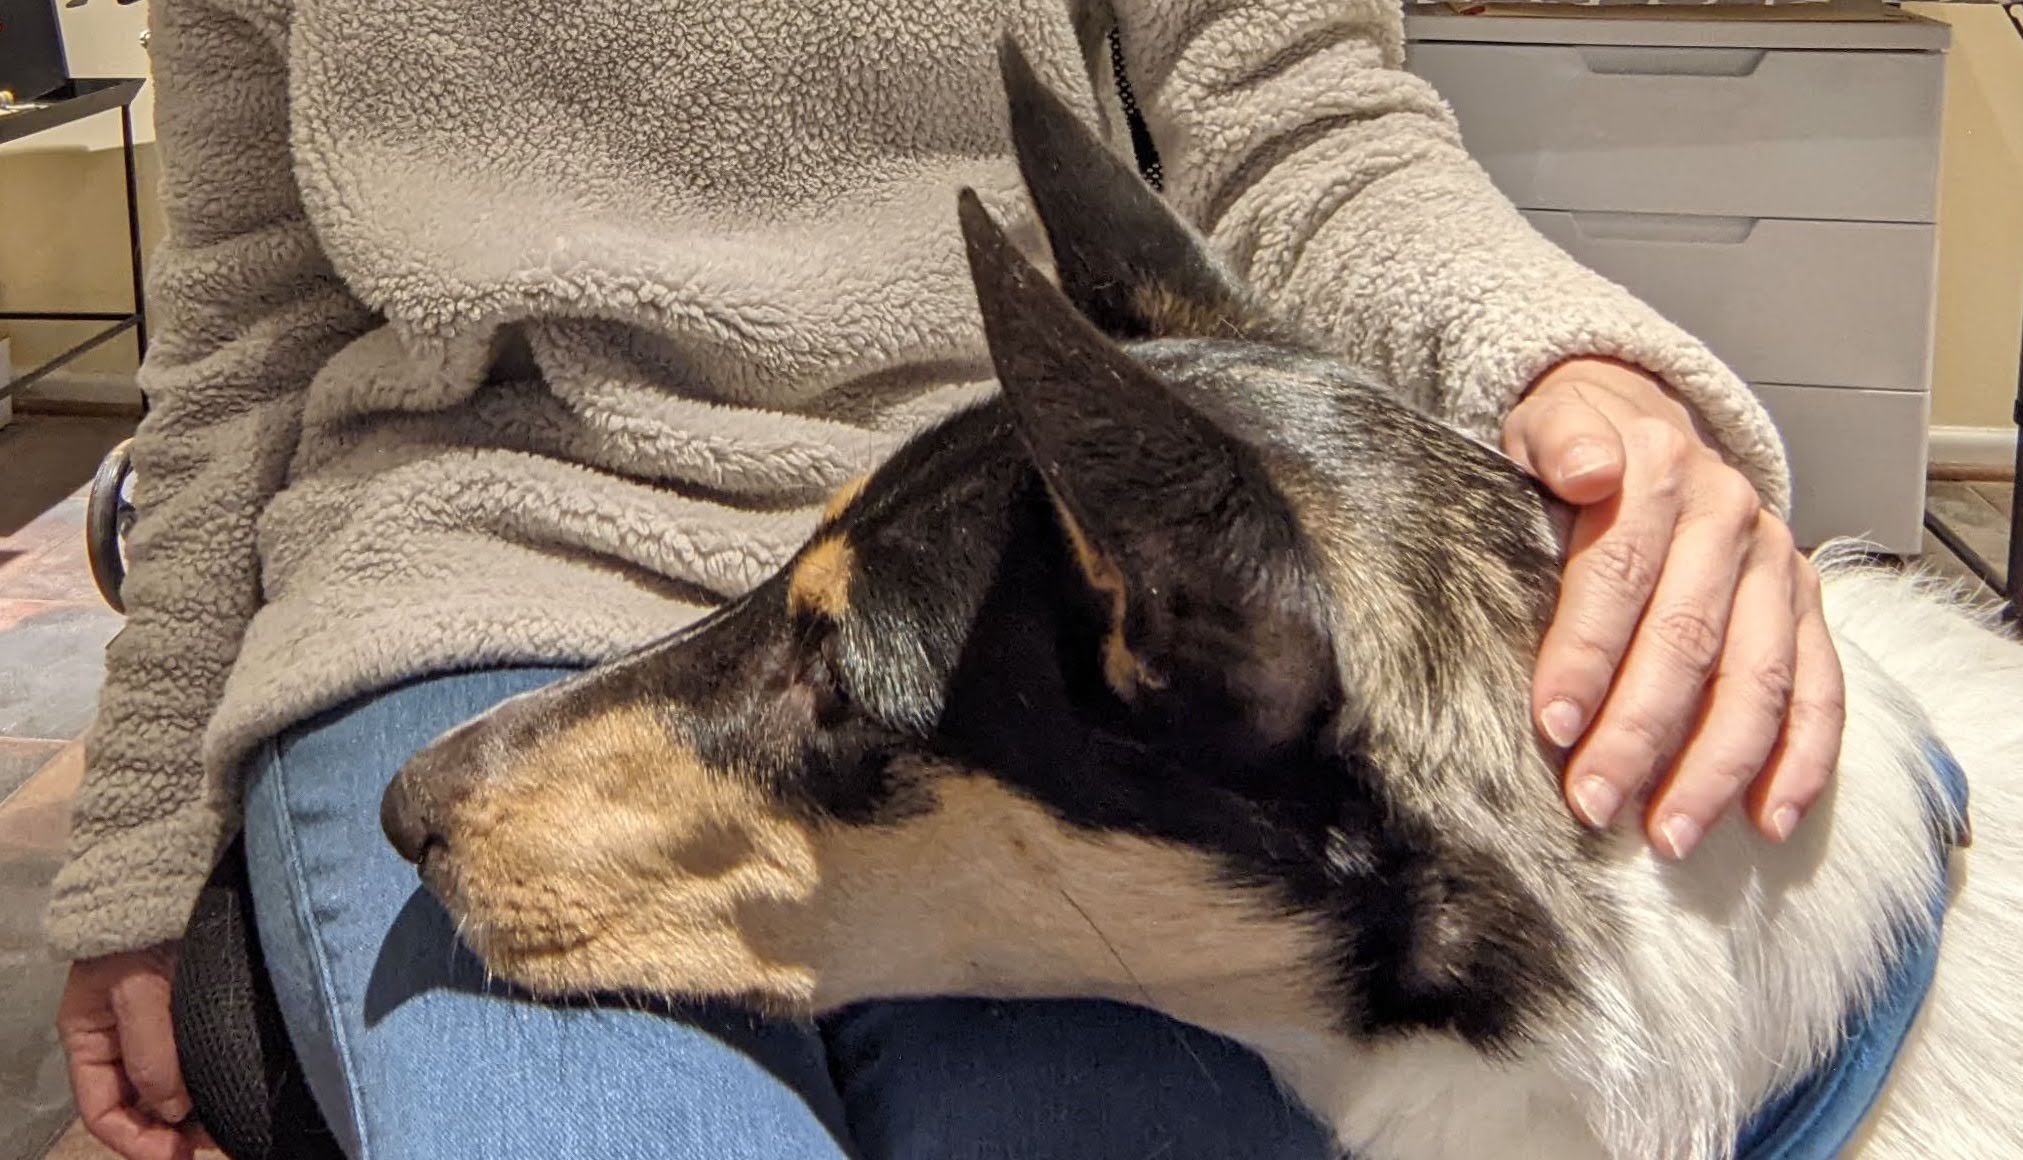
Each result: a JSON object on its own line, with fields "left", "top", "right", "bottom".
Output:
{"left": 8, "top": 370, "right": 144, "bottom": 417}
{"left": 15, "top": 396, "right": 145, "bottom": 419}
{"left": 1929, "top": 425, "right": 2018, "bottom": 480}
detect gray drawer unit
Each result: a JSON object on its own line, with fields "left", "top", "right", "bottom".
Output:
{"left": 1406, "top": 7, "right": 1950, "bottom": 553}
{"left": 1523, "top": 212, "right": 1937, "bottom": 392}
{"left": 1406, "top": 42, "right": 1945, "bottom": 223}
{"left": 1753, "top": 383, "right": 1930, "bottom": 554}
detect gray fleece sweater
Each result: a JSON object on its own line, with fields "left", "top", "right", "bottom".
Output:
{"left": 47, "top": 0, "right": 1790, "bottom": 960}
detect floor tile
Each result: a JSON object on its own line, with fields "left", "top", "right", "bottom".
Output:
{"left": 1925, "top": 481, "right": 2011, "bottom": 580}
{"left": 0, "top": 743, "right": 82, "bottom": 853}
{"left": 0, "top": 494, "right": 86, "bottom": 565}
{"left": 0, "top": 417, "right": 133, "bottom": 542}
{"left": 1967, "top": 480, "right": 2014, "bottom": 522}
{"left": 0, "top": 739, "right": 66, "bottom": 808}
{"left": 0, "top": 602, "right": 121, "bottom": 742}
{"left": 0, "top": 470, "right": 103, "bottom": 607}
{"left": 0, "top": 538, "right": 104, "bottom": 606}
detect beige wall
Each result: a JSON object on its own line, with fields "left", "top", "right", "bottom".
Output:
{"left": 0, "top": 0, "right": 159, "bottom": 397}
{"left": 1908, "top": 2, "right": 2023, "bottom": 431}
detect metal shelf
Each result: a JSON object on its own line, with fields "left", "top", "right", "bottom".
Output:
{"left": 0, "top": 77, "right": 149, "bottom": 404}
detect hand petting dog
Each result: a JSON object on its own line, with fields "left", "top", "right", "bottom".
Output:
{"left": 1504, "top": 357, "right": 1846, "bottom": 861}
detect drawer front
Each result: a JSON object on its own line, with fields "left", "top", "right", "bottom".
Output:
{"left": 1525, "top": 212, "right": 1936, "bottom": 393}
{"left": 1407, "top": 42, "right": 1944, "bottom": 223}
{"left": 1753, "top": 383, "right": 1929, "bottom": 555}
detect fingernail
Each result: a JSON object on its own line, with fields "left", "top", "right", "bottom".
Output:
{"left": 1658, "top": 814, "right": 1704, "bottom": 860}
{"left": 160, "top": 1098, "right": 190, "bottom": 1124}
{"left": 1768, "top": 805, "right": 1801, "bottom": 842}
{"left": 1541, "top": 698, "right": 1586, "bottom": 748}
{"left": 1559, "top": 441, "right": 1612, "bottom": 484}
{"left": 1571, "top": 777, "right": 1622, "bottom": 829}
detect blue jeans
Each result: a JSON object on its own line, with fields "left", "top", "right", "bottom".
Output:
{"left": 243, "top": 666, "right": 1335, "bottom": 1159}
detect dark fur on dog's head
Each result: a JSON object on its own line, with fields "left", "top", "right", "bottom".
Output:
{"left": 381, "top": 39, "right": 1593, "bottom": 1062}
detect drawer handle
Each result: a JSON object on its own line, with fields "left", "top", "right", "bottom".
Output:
{"left": 1577, "top": 47, "right": 1768, "bottom": 78}
{"left": 1567, "top": 213, "right": 1760, "bottom": 245}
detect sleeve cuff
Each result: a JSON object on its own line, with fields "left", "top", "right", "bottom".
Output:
{"left": 44, "top": 808, "right": 231, "bottom": 961}
{"left": 1440, "top": 285, "right": 1794, "bottom": 523}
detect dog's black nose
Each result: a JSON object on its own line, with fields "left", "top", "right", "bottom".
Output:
{"left": 381, "top": 722, "right": 491, "bottom": 865}
{"left": 379, "top": 770, "right": 441, "bottom": 865}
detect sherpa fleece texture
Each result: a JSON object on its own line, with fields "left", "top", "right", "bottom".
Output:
{"left": 47, "top": 0, "right": 1790, "bottom": 959}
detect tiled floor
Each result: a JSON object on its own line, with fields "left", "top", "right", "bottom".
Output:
{"left": 0, "top": 407, "right": 2011, "bottom": 1160}
{"left": 1923, "top": 480, "right": 2016, "bottom": 594}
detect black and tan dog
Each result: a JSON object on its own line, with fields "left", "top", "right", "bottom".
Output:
{"left": 382, "top": 44, "right": 2022, "bottom": 1160}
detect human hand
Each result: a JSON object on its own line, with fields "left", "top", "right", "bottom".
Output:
{"left": 57, "top": 943, "right": 214, "bottom": 1160}
{"left": 1502, "top": 357, "right": 1845, "bottom": 860}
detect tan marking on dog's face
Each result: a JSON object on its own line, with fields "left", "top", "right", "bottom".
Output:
{"left": 821, "top": 474, "right": 870, "bottom": 525}
{"left": 787, "top": 536, "right": 855, "bottom": 620}
{"left": 1046, "top": 490, "right": 1162, "bottom": 698}
{"left": 434, "top": 731, "right": 1336, "bottom": 1035}
{"left": 427, "top": 701, "right": 825, "bottom": 1010}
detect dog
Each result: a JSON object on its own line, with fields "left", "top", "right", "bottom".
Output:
{"left": 379, "top": 42, "right": 2023, "bottom": 1160}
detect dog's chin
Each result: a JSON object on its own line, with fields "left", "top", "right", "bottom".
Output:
{"left": 423, "top": 867, "right": 828, "bottom": 1017}
{"left": 473, "top": 938, "right": 820, "bottom": 1025}
{"left": 461, "top": 928, "right": 606, "bottom": 997}
{"left": 413, "top": 858, "right": 608, "bottom": 994}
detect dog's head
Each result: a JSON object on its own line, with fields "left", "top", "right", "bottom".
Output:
{"left": 381, "top": 43, "right": 1584, "bottom": 1052}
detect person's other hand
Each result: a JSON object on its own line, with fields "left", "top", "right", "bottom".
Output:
{"left": 1502, "top": 357, "right": 1845, "bottom": 860}
{"left": 57, "top": 943, "right": 214, "bottom": 1160}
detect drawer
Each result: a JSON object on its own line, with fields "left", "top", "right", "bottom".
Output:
{"left": 1525, "top": 212, "right": 1936, "bottom": 393}
{"left": 1407, "top": 42, "right": 1945, "bottom": 223}
{"left": 1752, "top": 383, "right": 1928, "bottom": 555}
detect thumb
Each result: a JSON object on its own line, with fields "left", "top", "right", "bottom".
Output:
{"left": 1504, "top": 387, "right": 1628, "bottom": 506}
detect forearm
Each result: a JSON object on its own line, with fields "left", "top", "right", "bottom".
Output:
{"left": 45, "top": 0, "right": 375, "bottom": 959}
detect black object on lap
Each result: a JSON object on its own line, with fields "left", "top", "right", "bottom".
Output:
{"left": 171, "top": 834, "right": 344, "bottom": 1160}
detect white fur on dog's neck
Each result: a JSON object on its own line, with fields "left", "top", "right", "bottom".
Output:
{"left": 1213, "top": 550, "right": 2023, "bottom": 1160}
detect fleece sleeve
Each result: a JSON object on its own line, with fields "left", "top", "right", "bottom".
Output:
{"left": 45, "top": 0, "right": 376, "bottom": 959}
{"left": 1106, "top": 0, "right": 1792, "bottom": 516}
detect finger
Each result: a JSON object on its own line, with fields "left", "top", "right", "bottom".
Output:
{"left": 65, "top": 1026, "right": 134, "bottom": 1134}
{"left": 1538, "top": 482, "right": 1672, "bottom": 777}
{"left": 109, "top": 968, "right": 193, "bottom": 1125}
{"left": 1561, "top": 448, "right": 1757, "bottom": 839}
{"left": 1745, "top": 556, "right": 1845, "bottom": 839}
{"left": 1647, "top": 516, "right": 1797, "bottom": 850}
{"left": 1504, "top": 388, "right": 1628, "bottom": 506}
{"left": 78, "top": 1060, "right": 193, "bottom": 1157}
{"left": 1534, "top": 424, "right": 1690, "bottom": 806}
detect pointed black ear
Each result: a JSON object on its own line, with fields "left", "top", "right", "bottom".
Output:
{"left": 996, "top": 38, "right": 1273, "bottom": 343}
{"left": 958, "top": 190, "right": 1332, "bottom": 734}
